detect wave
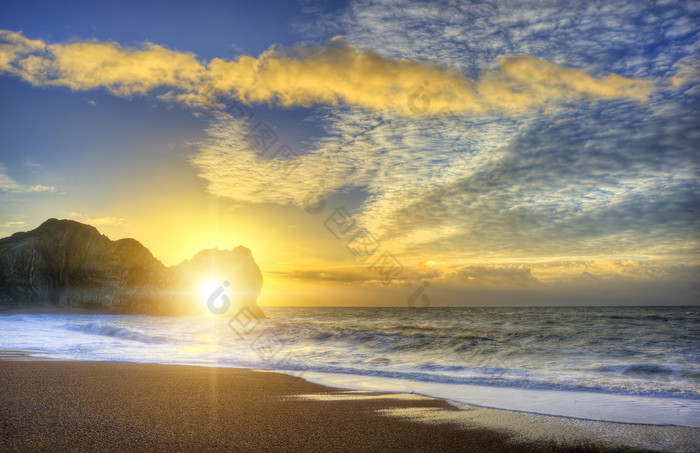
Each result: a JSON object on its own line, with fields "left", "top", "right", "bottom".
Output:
{"left": 2, "top": 307, "right": 698, "bottom": 406}
{"left": 262, "top": 360, "right": 700, "bottom": 399}
{"left": 593, "top": 363, "right": 677, "bottom": 378}
{"left": 62, "top": 322, "right": 174, "bottom": 344}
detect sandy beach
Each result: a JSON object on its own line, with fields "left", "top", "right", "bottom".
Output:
{"left": 2, "top": 358, "right": 696, "bottom": 452}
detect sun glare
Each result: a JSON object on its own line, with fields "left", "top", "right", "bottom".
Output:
{"left": 198, "top": 279, "right": 229, "bottom": 312}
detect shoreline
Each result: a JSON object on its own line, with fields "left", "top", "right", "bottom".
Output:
{"left": 1, "top": 358, "right": 697, "bottom": 452}
{"left": 0, "top": 306, "right": 99, "bottom": 315}
{"left": 3, "top": 346, "right": 698, "bottom": 429}
{"left": 298, "top": 371, "right": 700, "bottom": 428}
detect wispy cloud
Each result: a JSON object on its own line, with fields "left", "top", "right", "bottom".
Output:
{"left": 0, "top": 220, "right": 26, "bottom": 229}
{"left": 268, "top": 259, "right": 698, "bottom": 294}
{"left": 64, "top": 211, "right": 125, "bottom": 226}
{"left": 671, "top": 58, "right": 700, "bottom": 89}
{"left": 0, "top": 164, "right": 56, "bottom": 193}
{"left": 191, "top": 86, "right": 699, "bottom": 262}
{"left": 0, "top": 170, "right": 23, "bottom": 192}
{"left": 190, "top": 0, "right": 699, "bottom": 270}
{"left": 336, "top": 0, "right": 698, "bottom": 80}
{"left": 1, "top": 29, "right": 654, "bottom": 116}
{"left": 86, "top": 217, "right": 126, "bottom": 226}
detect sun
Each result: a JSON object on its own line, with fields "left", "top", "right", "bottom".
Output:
{"left": 197, "top": 278, "right": 230, "bottom": 313}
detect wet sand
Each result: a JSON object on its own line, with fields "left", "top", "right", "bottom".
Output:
{"left": 0, "top": 360, "right": 686, "bottom": 452}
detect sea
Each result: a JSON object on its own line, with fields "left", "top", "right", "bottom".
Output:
{"left": 1, "top": 306, "right": 699, "bottom": 428}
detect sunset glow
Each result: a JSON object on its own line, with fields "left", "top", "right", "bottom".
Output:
{"left": 1, "top": 0, "right": 697, "bottom": 307}
{"left": 1, "top": 2, "right": 699, "bottom": 451}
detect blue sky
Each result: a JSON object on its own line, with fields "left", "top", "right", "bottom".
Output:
{"left": 1, "top": 0, "right": 698, "bottom": 305}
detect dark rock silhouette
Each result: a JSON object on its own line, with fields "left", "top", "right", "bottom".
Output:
{"left": 0, "top": 219, "right": 265, "bottom": 317}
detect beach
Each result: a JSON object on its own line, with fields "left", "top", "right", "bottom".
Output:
{"left": 2, "top": 358, "right": 697, "bottom": 452}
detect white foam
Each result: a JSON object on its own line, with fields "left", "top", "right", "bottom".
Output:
{"left": 3, "top": 313, "right": 699, "bottom": 430}
{"left": 297, "top": 371, "right": 700, "bottom": 428}
{"left": 376, "top": 407, "right": 700, "bottom": 453}
{"left": 287, "top": 391, "right": 435, "bottom": 401}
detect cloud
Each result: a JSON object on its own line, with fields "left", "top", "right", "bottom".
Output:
{"left": 266, "top": 259, "right": 698, "bottom": 300}
{"left": 0, "top": 30, "right": 206, "bottom": 97}
{"left": 2, "top": 1, "right": 697, "bottom": 295}
{"left": 0, "top": 220, "right": 26, "bottom": 229}
{"left": 0, "top": 164, "right": 56, "bottom": 193}
{"left": 227, "top": 0, "right": 696, "bottom": 267}
{"left": 671, "top": 58, "right": 700, "bottom": 89}
{"left": 187, "top": 0, "right": 695, "bottom": 266}
{"left": 190, "top": 107, "right": 511, "bottom": 209}
{"left": 191, "top": 75, "right": 699, "bottom": 262}
{"left": 336, "top": 0, "right": 698, "bottom": 81}
{"left": 1, "top": 29, "right": 654, "bottom": 116}
{"left": 451, "top": 265, "right": 540, "bottom": 287}
{"left": 64, "top": 211, "right": 125, "bottom": 226}
{"left": 372, "top": 96, "right": 700, "bottom": 260}
{"left": 85, "top": 217, "right": 126, "bottom": 226}
{"left": 27, "top": 184, "right": 55, "bottom": 192}
{"left": 206, "top": 40, "right": 654, "bottom": 115}
{"left": 0, "top": 169, "right": 23, "bottom": 192}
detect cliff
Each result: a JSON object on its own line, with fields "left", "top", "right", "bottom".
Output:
{"left": 0, "top": 219, "right": 265, "bottom": 317}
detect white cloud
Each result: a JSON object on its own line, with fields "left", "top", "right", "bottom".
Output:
{"left": 190, "top": 0, "right": 699, "bottom": 267}
{"left": 0, "top": 164, "right": 56, "bottom": 193}
{"left": 0, "top": 169, "right": 23, "bottom": 192}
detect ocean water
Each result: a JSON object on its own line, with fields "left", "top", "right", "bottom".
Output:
{"left": 1, "top": 306, "right": 699, "bottom": 427}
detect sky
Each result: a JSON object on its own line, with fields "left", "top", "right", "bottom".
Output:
{"left": 0, "top": 0, "right": 698, "bottom": 306}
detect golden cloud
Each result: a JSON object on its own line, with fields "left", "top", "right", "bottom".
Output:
{"left": 0, "top": 30, "right": 206, "bottom": 96}
{"left": 85, "top": 216, "right": 126, "bottom": 226}
{"left": 27, "top": 184, "right": 55, "bottom": 192}
{"left": 64, "top": 211, "right": 125, "bottom": 226}
{"left": 1, "top": 30, "right": 655, "bottom": 116}
{"left": 670, "top": 58, "right": 700, "bottom": 89}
